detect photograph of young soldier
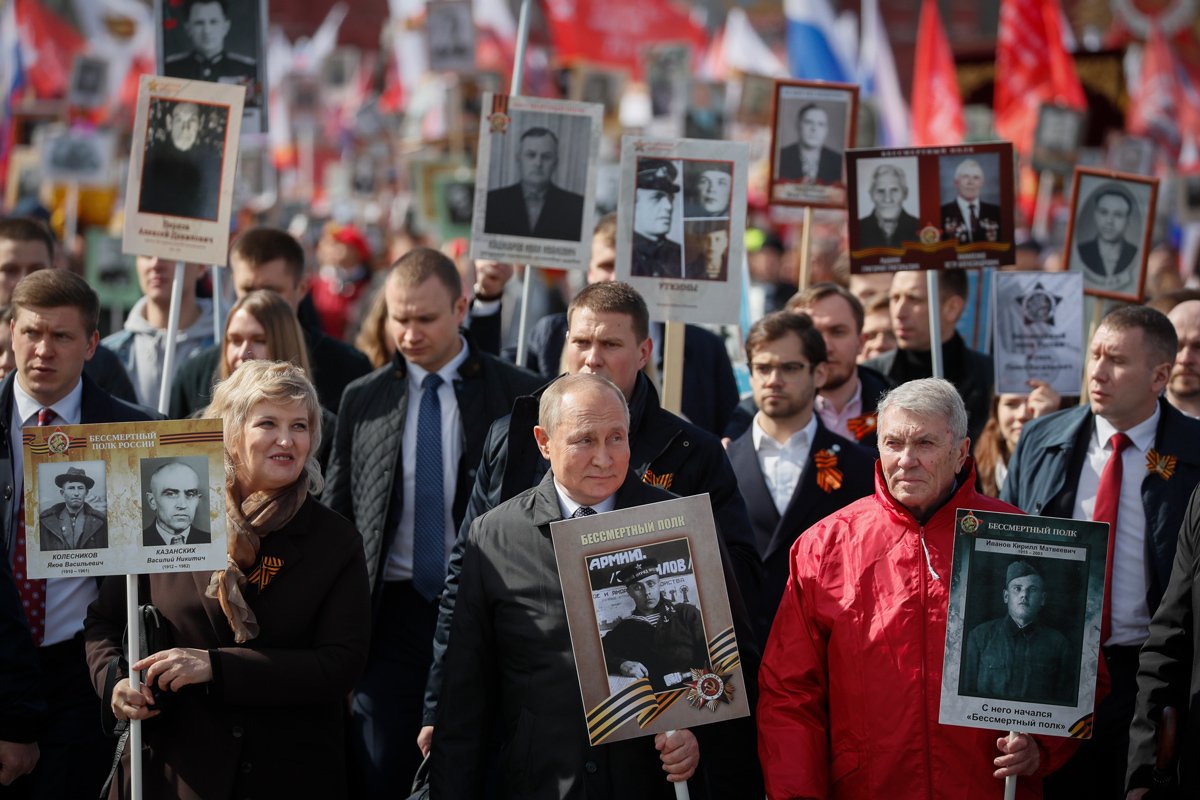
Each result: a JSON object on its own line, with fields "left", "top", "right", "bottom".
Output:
{"left": 940, "top": 157, "right": 1003, "bottom": 245}
{"left": 482, "top": 124, "right": 587, "bottom": 241}
{"left": 39, "top": 465, "right": 108, "bottom": 551}
{"left": 631, "top": 158, "right": 684, "bottom": 279}
{"left": 163, "top": 0, "right": 257, "bottom": 83}
{"left": 1072, "top": 181, "right": 1144, "bottom": 298}
{"left": 856, "top": 161, "right": 920, "bottom": 249}
{"left": 137, "top": 99, "right": 224, "bottom": 221}
{"left": 601, "top": 557, "right": 709, "bottom": 694}
{"left": 961, "top": 559, "right": 1076, "bottom": 706}
{"left": 683, "top": 220, "right": 730, "bottom": 281}
{"left": 777, "top": 102, "right": 843, "bottom": 184}
{"left": 141, "top": 459, "right": 211, "bottom": 547}
{"left": 682, "top": 161, "right": 732, "bottom": 218}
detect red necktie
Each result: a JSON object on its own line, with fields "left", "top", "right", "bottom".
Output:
{"left": 12, "top": 407, "right": 54, "bottom": 645}
{"left": 969, "top": 203, "right": 980, "bottom": 241}
{"left": 1093, "top": 432, "right": 1131, "bottom": 644}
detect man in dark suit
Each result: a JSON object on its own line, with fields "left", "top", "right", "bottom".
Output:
{"left": 1076, "top": 184, "right": 1140, "bottom": 297}
{"left": 1003, "top": 306, "right": 1200, "bottom": 800}
{"left": 1, "top": 269, "right": 158, "bottom": 798}
{"left": 0, "top": 556, "right": 44, "bottom": 786}
{"left": 323, "top": 248, "right": 541, "bottom": 797}
{"left": 857, "top": 163, "right": 920, "bottom": 249}
{"left": 483, "top": 127, "right": 585, "bottom": 241}
{"left": 142, "top": 461, "right": 210, "bottom": 547}
{"left": 940, "top": 158, "right": 1002, "bottom": 244}
{"left": 777, "top": 104, "right": 842, "bottom": 184}
{"left": 38, "top": 467, "right": 107, "bottom": 551}
{"left": 727, "top": 311, "right": 874, "bottom": 643}
{"left": 431, "top": 373, "right": 762, "bottom": 797}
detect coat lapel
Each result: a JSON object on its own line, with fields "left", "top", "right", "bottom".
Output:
{"left": 726, "top": 432, "right": 778, "bottom": 557}
{"left": 766, "top": 424, "right": 838, "bottom": 561}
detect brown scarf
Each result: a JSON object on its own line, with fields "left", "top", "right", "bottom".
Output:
{"left": 206, "top": 478, "right": 308, "bottom": 643}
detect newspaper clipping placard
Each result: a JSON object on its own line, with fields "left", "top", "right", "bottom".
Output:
{"left": 122, "top": 75, "right": 245, "bottom": 265}
{"left": 939, "top": 508, "right": 1108, "bottom": 738}
{"left": 551, "top": 494, "right": 750, "bottom": 746}
{"left": 23, "top": 419, "right": 227, "bottom": 578}
{"left": 768, "top": 79, "right": 858, "bottom": 209}
{"left": 847, "top": 142, "right": 1016, "bottom": 274}
{"left": 470, "top": 93, "right": 603, "bottom": 270}
{"left": 615, "top": 136, "right": 748, "bottom": 325}
{"left": 992, "top": 271, "right": 1084, "bottom": 395}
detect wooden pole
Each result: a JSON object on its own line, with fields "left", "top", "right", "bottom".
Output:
{"left": 926, "top": 270, "right": 944, "bottom": 379}
{"left": 661, "top": 321, "right": 685, "bottom": 416}
{"left": 797, "top": 206, "right": 813, "bottom": 290}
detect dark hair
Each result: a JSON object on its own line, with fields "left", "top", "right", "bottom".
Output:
{"left": 745, "top": 311, "right": 827, "bottom": 366}
{"left": 185, "top": 0, "right": 228, "bottom": 20}
{"left": 796, "top": 103, "right": 826, "bottom": 122}
{"left": 593, "top": 212, "right": 618, "bottom": 247}
{"left": 974, "top": 395, "right": 1010, "bottom": 499}
{"left": 568, "top": 282, "right": 649, "bottom": 343}
{"left": 788, "top": 281, "right": 865, "bottom": 333}
{"left": 230, "top": 227, "right": 306, "bottom": 283}
{"left": 519, "top": 127, "right": 558, "bottom": 149}
{"left": 1092, "top": 185, "right": 1135, "bottom": 215}
{"left": 938, "top": 270, "right": 968, "bottom": 301}
{"left": 1098, "top": 305, "right": 1178, "bottom": 367}
{"left": 11, "top": 269, "right": 99, "bottom": 334}
{"left": 389, "top": 247, "right": 462, "bottom": 300}
{"left": 0, "top": 217, "right": 55, "bottom": 260}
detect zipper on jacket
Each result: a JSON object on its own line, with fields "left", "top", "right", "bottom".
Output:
{"left": 919, "top": 525, "right": 940, "bottom": 581}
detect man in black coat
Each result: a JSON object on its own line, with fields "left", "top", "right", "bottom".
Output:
{"left": 856, "top": 163, "right": 919, "bottom": 249}
{"left": 777, "top": 104, "right": 842, "bottom": 184}
{"left": 0, "top": 556, "right": 43, "bottom": 786}
{"left": 141, "top": 461, "right": 210, "bottom": 547}
{"left": 323, "top": 249, "right": 541, "bottom": 797}
{"left": 431, "top": 374, "right": 762, "bottom": 798}
{"left": 939, "top": 158, "right": 1002, "bottom": 244}
{"left": 483, "top": 127, "right": 585, "bottom": 241}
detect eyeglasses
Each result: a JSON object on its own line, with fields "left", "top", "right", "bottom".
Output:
{"left": 750, "top": 361, "right": 810, "bottom": 379}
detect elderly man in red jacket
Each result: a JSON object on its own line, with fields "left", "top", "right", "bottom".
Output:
{"left": 758, "top": 377, "right": 1075, "bottom": 799}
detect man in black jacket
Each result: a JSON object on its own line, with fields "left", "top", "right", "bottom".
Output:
{"left": 0, "top": 556, "right": 43, "bottom": 786}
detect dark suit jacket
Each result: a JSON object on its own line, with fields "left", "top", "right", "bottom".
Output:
{"left": 431, "top": 471, "right": 763, "bottom": 799}
{"left": 857, "top": 210, "right": 920, "bottom": 249}
{"left": 777, "top": 144, "right": 842, "bottom": 183}
{"left": 39, "top": 502, "right": 107, "bottom": 550}
{"left": 727, "top": 420, "right": 875, "bottom": 644}
{"left": 143, "top": 523, "right": 211, "bottom": 547}
{"left": 0, "top": 555, "right": 44, "bottom": 743}
{"left": 85, "top": 497, "right": 371, "bottom": 800}
{"left": 483, "top": 182, "right": 585, "bottom": 242}
{"left": 940, "top": 199, "right": 1002, "bottom": 243}
{"left": 1078, "top": 239, "right": 1139, "bottom": 279}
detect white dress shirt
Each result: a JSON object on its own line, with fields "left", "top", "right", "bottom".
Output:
{"left": 10, "top": 377, "right": 95, "bottom": 646}
{"left": 1073, "top": 406, "right": 1160, "bottom": 647}
{"left": 814, "top": 379, "right": 862, "bottom": 442}
{"left": 553, "top": 480, "right": 617, "bottom": 519}
{"left": 384, "top": 338, "right": 470, "bottom": 583}
{"left": 752, "top": 412, "right": 818, "bottom": 515}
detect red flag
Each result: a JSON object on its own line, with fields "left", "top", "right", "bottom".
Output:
{"left": 14, "top": 0, "right": 84, "bottom": 98}
{"left": 1128, "top": 25, "right": 1185, "bottom": 160}
{"left": 542, "top": 0, "right": 707, "bottom": 77}
{"left": 910, "top": 0, "right": 963, "bottom": 146}
{"left": 994, "top": 0, "right": 1086, "bottom": 154}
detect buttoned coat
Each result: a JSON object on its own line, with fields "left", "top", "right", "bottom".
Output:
{"left": 38, "top": 502, "right": 108, "bottom": 550}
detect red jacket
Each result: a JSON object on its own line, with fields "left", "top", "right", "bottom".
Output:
{"left": 757, "top": 461, "right": 1076, "bottom": 799}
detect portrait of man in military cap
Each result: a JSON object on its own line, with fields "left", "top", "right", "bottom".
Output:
{"left": 631, "top": 158, "right": 685, "bottom": 279}
{"left": 38, "top": 462, "right": 109, "bottom": 551}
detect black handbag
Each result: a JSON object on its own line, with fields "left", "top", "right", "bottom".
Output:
{"left": 407, "top": 754, "right": 431, "bottom": 800}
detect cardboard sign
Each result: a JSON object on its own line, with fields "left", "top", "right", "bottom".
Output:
{"left": 768, "top": 80, "right": 858, "bottom": 209}
{"left": 1064, "top": 167, "right": 1159, "bottom": 303}
{"left": 992, "top": 271, "right": 1084, "bottom": 395}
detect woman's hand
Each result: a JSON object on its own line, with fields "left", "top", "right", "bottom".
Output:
{"left": 111, "top": 678, "right": 159, "bottom": 722}
{"left": 134, "top": 648, "right": 213, "bottom": 693}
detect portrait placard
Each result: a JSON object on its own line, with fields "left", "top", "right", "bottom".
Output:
{"left": 1031, "top": 104, "right": 1087, "bottom": 177}
{"left": 992, "top": 271, "right": 1084, "bottom": 395}
{"left": 122, "top": 75, "right": 245, "bottom": 265}
{"left": 768, "top": 80, "right": 858, "bottom": 209}
{"left": 22, "top": 419, "right": 227, "bottom": 578}
{"left": 1178, "top": 168, "right": 1200, "bottom": 223}
{"left": 568, "top": 65, "right": 627, "bottom": 132}
{"left": 67, "top": 55, "right": 111, "bottom": 110}
{"left": 552, "top": 494, "right": 750, "bottom": 746}
{"left": 683, "top": 81, "right": 726, "bottom": 141}
{"left": 615, "top": 136, "right": 748, "bottom": 325}
{"left": 737, "top": 73, "right": 775, "bottom": 127}
{"left": 411, "top": 158, "right": 472, "bottom": 233}
{"left": 940, "top": 509, "right": 1109, "bottom": 738}
{"left": 3, "top": 146, "right": 41, "bottom": 211}
{"left": 84, "top": 230, "right": 142, "bottom": 311}
{"left": 643, "top": 43, "right": 691, "bottom": 128}
{"left": 470, "top": 93, "right": 603, "bottom": 270}
{"left": 1063, "top": 167, "right": 1158, "bottom": 303}
{"left": 426, "top": 0, "right": 476, "bottom": 75}
{"left": 156, "top": 0, "right": 267, "bottom": 133}
{"left": 433, "top": 174, "right": 475, "bottom": 243}
{"left": 847, "top": 142, "right": 1016, "bottom": 274}
{"left": 1105, "top": 133, "right": 1156, "bottom": 176}
{"left": 40, "top": 128, "right": 115, "bottom": 187}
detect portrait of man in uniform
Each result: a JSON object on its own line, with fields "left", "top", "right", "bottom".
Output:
{"left": 138, "top": 99, "right": 224, "bottom": 221}
{"left": 630, "top": 158, "right": 683, "bottom": 278}
{"left": 39, "top": 464, "right": 108, "bottom": 551}
{"left": 164, "top": 0, "right": 257, "bottom": 83}
{"left": 483, "top": 126, "right": 586, "bottom": 241}
{"left": 142, "top": 459, "right": 211, "bottom": 547}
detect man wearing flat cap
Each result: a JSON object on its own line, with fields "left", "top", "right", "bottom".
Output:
{"left": 632, "top": 159, "right": 685, "bottom": 279}
{"left": 961, "top": 559, "right": 1073, "bottom": 704}
{"left": 602, "top": 556, "right": 708, "bottom": 693}
{"left": 39, "top": 466, "right": 108, "bottom": 551}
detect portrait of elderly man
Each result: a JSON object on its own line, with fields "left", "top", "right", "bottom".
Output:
{"left": 631, "top": 159, "right": 684, "bottom": 278}
{"left": 483, "top": 126, "right": 586, "bottom": 241}
{"left": 961, "top": 559, "right": 1074, "bottom": 705}
{"left": 683, "top": 161, "right": 732, "bottom": 217}
{"left": 857, "top": 162, "right": 920, "bottom": 249}
{"left": 1075, "top": 183, "right": 1142, "bottom": 294}
{"left": 940, "top": 158, "right": 1002, "bottom": 244}
{"left": 39, "top": 466, "right": 108, "bottom": 551}
{"left": 777, "top": 103, "right": 842, "bottom": 184}
{"left": 758, "top": 378, "right": 1076, "bottom": 799}
{"left": 601, "top": 557, "right": 708, "bottom": 693}
{"left": 138, "top": 100, "right": 223, "bottom": 221}
{"left": 163, "top": 0, "right": 256, "bottom": 82}
{"left": 142, "top": 461, "right": 211, "bottom": 547}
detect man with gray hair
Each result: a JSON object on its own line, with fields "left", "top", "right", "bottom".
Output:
{"left": 857, "top": 163, "right": 920, "bottom": 249}
{"left": 940, "top": 158, "right": 1002, "bottom": 244}
{"left": 758, "top": 378, "right": 1074, "bottom": 797}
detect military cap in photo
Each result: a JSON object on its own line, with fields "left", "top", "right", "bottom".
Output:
{"left": 1005, "top": 559, "right": 1042, "bottom": 586}
{"left": 618, "top": 558, "right": 661, "bottom": 586}
{"left": 637, "top": 160, "right": 679, "bottom": 193}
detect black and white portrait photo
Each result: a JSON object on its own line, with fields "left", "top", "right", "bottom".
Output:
{"left": 644, "top": 44, "right": 690, "bottom": 122}
{"left": 138, "top": 97, "right": 228, "bottom": 221}
{"left": 937, "top": 153, "right": 1003, "bottom": 245}
{"left": 41, "top": 129, "right": 113, "bottom": 186}
{"left": 683, "top": 160, "right": 733, "bottom": 219}
{"left": 37, "top": 462, "right": 108, "bottom": 551}
{"left": 630, "top": 158, "right": 684, "bottom": 279}
{"left": 683, "top": 220, "right": 730, "bottom": 282}
{"left": 684, "top": 81, "right": 726, "bottom": 140}
{"left": 1032, "top": 103, "right": 1086, "bottom": 177}
{"left": 427, "top": 0, "right": 476, "bottom": 74}
{"left": 1066, "top": 169, "right": 1158, "bottom": 302}
{"left": 443, "top": 180, "right": 475, "bottom": 227}
{"left": 770, "top": 80, "right": 857, "bottom": 208}
{"left": 140, "top": 457, "right": 211, "bottom": 547}
{"left": 853, "top": 156, "right": 920, "bottom": 250}
{"left": 67, "top": 55, "right": 110, "bottom": 110}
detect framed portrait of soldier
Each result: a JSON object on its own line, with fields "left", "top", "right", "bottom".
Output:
{"left": 769, "top": 80, "right": 858, "bottom": 209}
{"left": 426, "top": 0, "right": 476, "bottom": 75}
{"left": 433, "top": 174, "right": 476, "bottom": 243}
{"left": 551, "top": 494, "right": 750, "bottom": 746}
{"left": 616, "top": 136, "right": 748, "bottom": 325}
{"left": 568, "top": 65, "right": 627, "bottom": 132}
{"left": 1178, "top": 169, "right": 1200, "bottom": 222}
{"left": 67, "top": 55, "right": 111, "bottom": 110}
{"left": 470, "top": 93, "right": 603, "bottom": 270}
{"left": 40, "top": 128, "right": 115, "bottom": 188}
{"left": 1063, "top": 167, "right": 1158, "bottom": 303}
{"left": 122, "top": 75, "right": 245, "bottom": 265}
{"left": 940, "top": 509, "right": 1109, "bottom": 737}
{"left": 1031, "top": 103, "right": 1087, "bottom": 177}
{"left": 683, "top": 81, "right": 726, "bottom": 140}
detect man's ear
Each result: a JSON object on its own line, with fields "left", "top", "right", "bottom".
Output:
{"left": 812, "top": 361, "right": 828, "bottom": 391}
{"left": 534, "top": 425, "right": 551, "bottom": 460}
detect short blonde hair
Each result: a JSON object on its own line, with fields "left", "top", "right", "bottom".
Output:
{"left": 205, "top": 360, "right": 324, "bottom": 493}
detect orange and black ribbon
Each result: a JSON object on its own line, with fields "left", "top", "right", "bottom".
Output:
{"left": 814, "top": 449, "right": 844, "bottom": 494}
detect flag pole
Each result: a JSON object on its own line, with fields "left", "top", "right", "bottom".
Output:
{"left": 510, "top": 0, "right": 537, "bottom": 368}
{"left": 926, "top": 270, "right": 944, "bottom": 379}
{"left": 797, "top": 206, "right": 813, "bottom": 290}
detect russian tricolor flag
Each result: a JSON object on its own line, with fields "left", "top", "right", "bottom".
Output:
{"left": 784, "top": 0, "right": 852, "bottom": 83}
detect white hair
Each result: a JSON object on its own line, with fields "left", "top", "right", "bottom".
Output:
{"left": 876, "top": 378, "right": 968, "bottom": 442}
